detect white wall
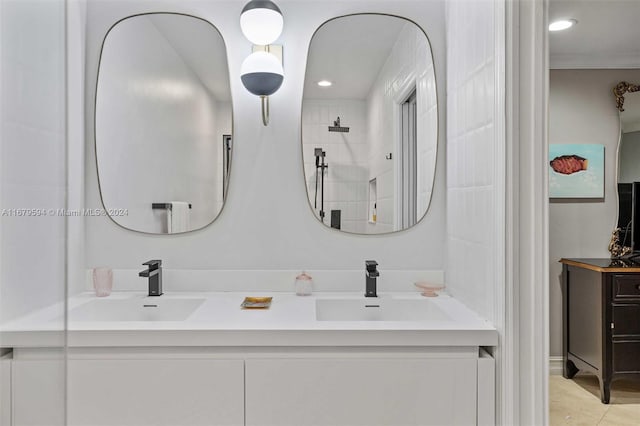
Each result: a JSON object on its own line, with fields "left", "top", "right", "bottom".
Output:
{"left": 0, "top": 0, "right": 67, "bottom": 326}
{"left": 96, "top": 14, "right": 230, "bottom": 234}
{"left": 445, "top": 0, "right": 500, "bottom": 324}
{"left": 83, "top": 0, "right": 446, "bottom": 276}
{"left": 302, "top": 99, "right": 369, "bottom": 233}
{"left": 548, "top": 69, "right": 640, "bottom": 357}
{"left": 366, "top": 22, "right": 438, "bottom": 234}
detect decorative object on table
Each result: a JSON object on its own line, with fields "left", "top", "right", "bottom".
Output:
{"left": 92, "top": 267, "right": 113, "bottom": 297}
{"left": 414, "top": 282, "right": 444, "bottom": 297}
{"left": 549, "top": 144, "right": 604, "bottom": 198}
{"left": 608, "top": 258, "right": 639, "bottom": 268}
{"left": 294, "top": 271, "right": 313, "bottom": 296}
{"left": 241, "top": 296, "right": 273, "bottom": 309}
{"left": 608, "top": 227, "right": 633, "bottom": 258}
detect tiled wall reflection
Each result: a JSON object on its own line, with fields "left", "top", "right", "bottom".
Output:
{"left": 303, "top": 100, "right": 369, "bottom": 233}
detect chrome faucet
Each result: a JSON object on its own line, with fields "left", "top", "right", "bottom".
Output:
{"left": 365, "top": 260, "right": 379, "bottom": 297}
{"left": 139, "top": 260, "right": 163, "bottom": 296}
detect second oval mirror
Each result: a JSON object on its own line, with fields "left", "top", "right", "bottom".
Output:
{"left": 302, "top": 14, "right": 438, "bottom": 234}
{"left": 95, "top": 13, "right": 232, "bottom": 234}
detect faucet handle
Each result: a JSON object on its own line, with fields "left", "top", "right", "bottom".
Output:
{"left": 142, "top": 259, "right": 162, "bottom": 268}
{"left": 365, "top": 260, "right": 378, "bottom": 271}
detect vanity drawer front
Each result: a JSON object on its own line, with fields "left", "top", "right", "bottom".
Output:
{"left": 613, "top": 341, "right": 640, "bottom": 372}
{"left": 612, "top": 305, "right": 640, "bottom": 336}
{"left": 612, "top": 275, "right": 640, "bottom": 301}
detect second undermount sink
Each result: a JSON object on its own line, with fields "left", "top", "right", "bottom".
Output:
{"left": 316, "top": 297, "right": 452, "bottom": 322}
{"left": 69, "top": 297, "right": 205, "bottom": 322}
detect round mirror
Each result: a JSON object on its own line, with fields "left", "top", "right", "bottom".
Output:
{"left": 301, "top": 14, "right": 438, "bottom": 234}
{"left": 95, "top": 13, "right": 232, "bottom": 234}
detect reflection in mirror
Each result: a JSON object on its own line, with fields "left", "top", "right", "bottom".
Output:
{"left": 96, "top": 13, "right": 232, "bottom": 234}
{"left": 615, "top": 82, "right": 640, "bottom": 253}
{"left": 302, "top": 14, "right": 438, "bottom": 234}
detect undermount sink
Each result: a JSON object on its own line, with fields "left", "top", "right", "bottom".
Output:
{"left": 69, "top": 297, "right": 205, "bottom": 322}
{"left": 316, "top": 298, "right": 452, "bottom": 322}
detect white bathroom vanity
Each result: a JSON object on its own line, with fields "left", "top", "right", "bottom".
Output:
{"left": 2, "top": 292, "right": 496, "bottom": 426}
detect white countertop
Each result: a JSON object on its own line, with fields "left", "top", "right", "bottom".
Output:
{"left": 1, "top": 292, "right": 498, "bottom": 348}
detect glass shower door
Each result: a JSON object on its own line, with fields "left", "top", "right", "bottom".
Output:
{"left": 0, "top": 0, "right": 68, "bottom": 424}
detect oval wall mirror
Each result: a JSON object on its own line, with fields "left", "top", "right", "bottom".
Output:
{"left": 301, "top": 14, "right": 438, "bottom": 234}
{"left": 95, "top": 13, "right": 232, "bottom": 234}
{"left": 614, "top": 82, "right": 640, "bottom": 254}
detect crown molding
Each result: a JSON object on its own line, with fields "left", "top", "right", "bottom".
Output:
{"left": 550, "top": 53, "right": 640, "bottom": 69}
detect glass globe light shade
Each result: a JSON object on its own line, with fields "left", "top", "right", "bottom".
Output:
{"left": 240, "top": 1, "right": 283, "bottom": 45}
{"left": 240, "top": 51, "right": 284, "bottom": 96}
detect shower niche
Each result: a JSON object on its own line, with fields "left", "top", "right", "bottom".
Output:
{"left": 301, "top": 14, "right": 438, "bottom": 234}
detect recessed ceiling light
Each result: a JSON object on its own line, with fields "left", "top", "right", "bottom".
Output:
{"left": 549, "top": 19, "right": 577, "bottom": 32}
{"left": 317, "top": 80, "right": 332, "bottom": 87}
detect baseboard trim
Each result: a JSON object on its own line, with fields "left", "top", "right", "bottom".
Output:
{"left": 550, "top": 356, "right": 563, "bottom": 375}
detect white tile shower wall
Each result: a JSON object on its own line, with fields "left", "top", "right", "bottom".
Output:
{"left": 303, "top": 100, "right": 368, "bottom": 233}
{"left": 83, "top": 1, "right": 446, "bottom": 278}
{"left": 0, "top": 0, "right": 67, "bottom": 324}
{"left": 365, "top": 23, "right": 437, "bottom": 234}
{"left": 96, "top": 15, "right": 229, "bottom": 234}
{"left": 445, "top": 0, "right": 497, "bottom": 323}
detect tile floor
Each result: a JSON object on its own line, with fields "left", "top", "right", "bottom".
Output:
{"left": 550, "top": 375, "right": 640, "bottom": 425}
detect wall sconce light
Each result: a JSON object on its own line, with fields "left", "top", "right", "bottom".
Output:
{"left": 240, "top": 51, "right": 284, "bottom": 126}
{"left": 240, "top": 0, "right": 284, "bottom": 126}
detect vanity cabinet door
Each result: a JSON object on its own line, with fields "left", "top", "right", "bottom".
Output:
{"left": 12, "top": 359, "right": 66, "bottom": 426}
{"left": 245, "top": 358, "right": 477, "bottom": 426}
{"left": 68, "top": 359, "right": 244, "bottom": 426}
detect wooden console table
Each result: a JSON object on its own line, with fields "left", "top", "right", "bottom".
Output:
{"left": 560, "top": 258, "right": 640, "bottom": 403}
